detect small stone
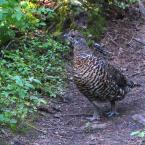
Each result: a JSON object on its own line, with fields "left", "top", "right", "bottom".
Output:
{"left": 82, "top": 122, "right": 107, "bottom": 132}
{"left": 54, "top": 113, "right": 61, "bottom": 118}
{"left": 33, "top": 143, "right": 40, "bottom": 145}
{"left": 11, "top": 140, "right": 26, "bottom": 145}
{"left": 91, "top": 122, "right": 107, "bottom": 130}
{"left": 40, "top": 135, "right": 46, "bottom": 139}
{"left": 68, "top": 77, "right": 73, "bottom": 81}
{"left": 132, "top": 114, "right": 145, "bottom": 126}
{"left": 52, "top": 105, "right": 61, "bottom": 112}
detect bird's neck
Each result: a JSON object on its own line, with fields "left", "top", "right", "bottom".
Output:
{"left": 73, "top": 43, "right": 92, "bottom": 57}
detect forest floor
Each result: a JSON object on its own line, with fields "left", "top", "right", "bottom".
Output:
{"left": 2, "top": 10, "right": 145, "bottom": 145}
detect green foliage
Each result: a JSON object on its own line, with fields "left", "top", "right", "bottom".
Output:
{"left": 107, "top": 0, "right": 138, "bottom": 9}
{"left": 0, "top": 0, "right": 139, "bottom": 130}
{"left": 83, "top": 1, "right": 106, "bottom": 37}
{"left": 0, "top": 0, "right": 68, "bottom": 130}
{"left": 119, "top": 0, "right": 137, "bottom": 9}
{"left": 53, "top": 0, "right": 138, "bottom": 37}
{"left": 0, "top": 0, "right": 138, "bottom": 44}
{"left": 27, "top": 34, "right": 68, "bottom": 97}
{"left": 53, "top": 0, "right": 106, "bottom": 38}
{"left": 131, "top": 130, "right": 145, "bottom": 138}
{"left": 0, "top": 0, "right": 54, "bottom": 44}
{"left": 0, "top": 0, "right": 36, "bottom": 44}
{"left": 0, "top": 34, "right": 68, "bottom": 129}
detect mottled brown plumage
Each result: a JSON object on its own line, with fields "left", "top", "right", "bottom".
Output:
{"left": 64, "top": 30, "right": 137, "bottom": 120}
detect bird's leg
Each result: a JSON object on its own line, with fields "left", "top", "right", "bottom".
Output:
{"left": 107, "top": 100, "right": 119, "bottom": 117}
{"left": 87, "top": 101, "right": 101, "bottom": 121}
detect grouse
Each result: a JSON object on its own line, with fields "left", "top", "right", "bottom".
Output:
{"left": 64, "top": 30, "right": 138, "bottom": 121}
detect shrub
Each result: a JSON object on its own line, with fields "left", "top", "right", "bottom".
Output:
{"left": 52, "top": 0, "right": 106, "bottom": 38}
{"left": 107, "top": 0, "right": 138, "bottom": 9}
{"left": 0, "top": 0, "right": 54, "bottom": 45}
{"left": 51, "top": 0, "right": 138, "bottom": 38}
{"left": 0, "top": 0, "right": 37, "bottom": 44}
{"left": 131, "top": 130, "right": 145, "bottom": 138}
{"left": 0, "top": 0, "right": 138, "bottom": 130}
{"left": 0, "top": 33, "right": 68, "bottom": 129}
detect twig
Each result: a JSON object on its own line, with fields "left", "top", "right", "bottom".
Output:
{"left": 64, "top": 118, "right": 74, "bottom": 125}
{"left": 113, "top": 34, "right": 119, "bottom": 40}
{"left": 135, "top": 23, "right": 141, "bottom": 31}
{"left": 5, "top": 40, "right": 15, "bottom": 50}
{"left": 106, "top": 33, "right": 120, "bottom": 47}
{"left": 54, "top": 3, "right": 62, "bottom": 11}
{"left": 38, "top": 111, "right": 48, "bottom": 117}
{"left": 127, "top": 34, "right": 135, "bottom": 45}
{"left": 63, "top": 113, "right": 91, "bottom": 117}
{"left": 26, "top": 122, "right": 47, "bottom": 134}
{"left": 47, "top": 23, "right": 56, "bottom": 32}
{"left": 133, "top": 38, "right": 145, "bottom": 45}
{"left": 110, "top": 39, "right": 119, "bottom": 47}
{"left": 37, "top": 105, "right": 55, "bottom": 114}
{"left": 47, "top": 126, "right": 83, "bottom": 133}
{"left": 0, "top": 129, "right": 8, "bottom": 137}
{"left": 120, "top": 36, "right": 128, "bottom": 41}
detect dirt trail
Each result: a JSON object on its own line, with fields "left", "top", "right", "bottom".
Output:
{"left": 3, "top": 13, "right": 145, "bottom": 145}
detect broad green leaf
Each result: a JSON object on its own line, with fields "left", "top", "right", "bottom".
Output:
{"left": 0, "top": 0, "right": 6, "bottom": 5}
{"left": 0, "top": 114, "right": 4, "bottom": 121}
{"left": 130, "top": 131, "right": 140, "bottom": 136}
{"left": 138, "top": 132, "right": 145, "bottom": 138}
{"left": 10, "top": 119, "right": 17, "bottom": 124}
{"left": 15, "top": 13, "right": 23, "bottom": 21}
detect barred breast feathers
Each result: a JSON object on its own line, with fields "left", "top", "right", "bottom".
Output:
{"left": 64, "top": 30, "right": 139, "bottom": 119}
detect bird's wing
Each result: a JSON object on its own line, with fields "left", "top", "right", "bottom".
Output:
{"left": 106, "top": 63, "right": 128, "bottom": 88}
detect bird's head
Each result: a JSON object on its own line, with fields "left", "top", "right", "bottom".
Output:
{"left": 63, "top": 30, "right": 87, "bottom": 47}
{"left": 63, "top": 30, "right": 112, "bottom": 57}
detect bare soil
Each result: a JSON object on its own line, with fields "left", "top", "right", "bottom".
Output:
{"left": 2, "top": 11, "right": 145, "bottom": 145}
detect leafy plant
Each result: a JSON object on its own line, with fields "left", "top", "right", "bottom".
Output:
{"left": 0, "top": 0, "right": 54, "bottom": 45}
{"left": 27, "top": 34, "right": 69, "bottom": 97}
{"left": 0, "top": 0, "right": 139, "bottom": 131}
{"left": 52, "top": 0, "right": 106, "bottom": 38}
{"left": 0, "top": 0, "right": 36, "bottom": 44}
{"left": 131, "top": 130, "right": 145, "bottom": 138}
{"left": 114, "top": 0, "right": 138, "bottom": 9}
{"left": 0, "top": 33, "right": 68, "bottom": 129}
{"left": 105, "top": 0, "right": 138, "bottom": 9}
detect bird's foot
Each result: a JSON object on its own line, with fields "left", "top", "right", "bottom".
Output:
{"left": 106, "top": 111, "right": 119, "bottom": 117}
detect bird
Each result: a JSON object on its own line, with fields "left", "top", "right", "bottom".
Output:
{"left": 64, "top": 30, "right": 139, "bottom": 121}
